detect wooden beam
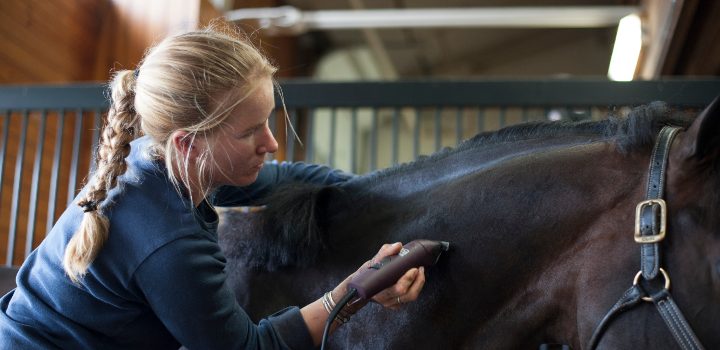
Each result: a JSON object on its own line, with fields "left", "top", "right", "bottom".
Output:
{"left": 661, "top": 0, "right": 720, "bottom": 75}
{"left": 638, "top": 0, "right": 689, "bottom": 79}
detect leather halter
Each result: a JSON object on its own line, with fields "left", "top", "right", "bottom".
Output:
{"left": 587, "top": 126, "right": 705, "bottom": 350}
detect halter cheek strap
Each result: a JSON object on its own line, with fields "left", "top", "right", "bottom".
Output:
{"left": 637, "top": 125, "right": 678, "bottom": 279}
{"left": 588, "top": 126, "right": 705, "bottom": 350}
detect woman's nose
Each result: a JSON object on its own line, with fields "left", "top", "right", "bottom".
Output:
{"left": 257, "top": 125, "right": 278, "bottom": 154}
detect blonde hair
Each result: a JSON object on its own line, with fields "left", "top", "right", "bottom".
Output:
{"left": 64, "top": 26, "right": 277, "bottom": 282}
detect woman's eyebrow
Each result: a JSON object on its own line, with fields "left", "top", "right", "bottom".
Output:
{"left": 240, "top": 119, "right": 267, "bottom": 133}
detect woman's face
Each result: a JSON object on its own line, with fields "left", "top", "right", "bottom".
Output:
{"left": 204, "top": 76, "right": 278, "bottom": 187}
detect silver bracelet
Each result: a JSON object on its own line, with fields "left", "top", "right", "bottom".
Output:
{"left": 322, "top": 292, "right": 333, "bottom": 314}
{"left": 322, "top": 291, "right": 349, "bottom": 324}
{"left": 326, "top": 290, "right": 337, "bottom": 308}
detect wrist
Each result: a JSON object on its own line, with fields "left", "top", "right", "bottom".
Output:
{"left": 331, "top": 282, "right": 366, "bottom": 315}
{"left": 323, "top": 291, "right": 350, "bottom": 326}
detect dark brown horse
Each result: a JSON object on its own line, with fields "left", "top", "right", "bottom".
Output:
{"left": 217, "top": 99, "right": 720, "bottom": 349}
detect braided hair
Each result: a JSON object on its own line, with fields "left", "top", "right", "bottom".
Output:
{"left": 64, "top": 71, "right": 139, "bottom": 282}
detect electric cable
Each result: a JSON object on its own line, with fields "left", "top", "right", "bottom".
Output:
{"left": 320, "top": 288, "right": 358, "bottom": 350}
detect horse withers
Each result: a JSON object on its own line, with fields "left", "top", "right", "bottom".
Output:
{"left": 217, "top": 99, "right": 720, "bottom": 349}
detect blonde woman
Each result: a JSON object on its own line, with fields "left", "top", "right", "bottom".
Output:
{"left": 0, "top": 27, "right": 425, "bottom": 349}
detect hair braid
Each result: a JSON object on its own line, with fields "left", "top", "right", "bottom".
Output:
{"left": 64, "top": 70, "right": 140, "bottom": 283}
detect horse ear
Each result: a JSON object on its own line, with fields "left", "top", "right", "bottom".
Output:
{"left": 677, "top": 95, "right": 720, "bottom": 162}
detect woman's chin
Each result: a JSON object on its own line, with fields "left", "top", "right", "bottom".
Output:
{"left": 234, "top": 173, "right": 260, "bottom": 187}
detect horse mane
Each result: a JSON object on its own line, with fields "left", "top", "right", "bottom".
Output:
{"left": 243, "top": 102, "right": 698, "bottom": 270}
{"left": 230, "top": 183, "right": 346, "bottom": 271}
{"left": 372, "top": 101, "right": 693, "bottom": 179}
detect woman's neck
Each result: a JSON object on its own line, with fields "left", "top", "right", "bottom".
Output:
{"left": 170, "top": 159, "right": 207, "bottom": 207}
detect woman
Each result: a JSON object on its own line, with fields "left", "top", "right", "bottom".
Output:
{"left": 0, "top": 26, "right": 425, "bottom": 349}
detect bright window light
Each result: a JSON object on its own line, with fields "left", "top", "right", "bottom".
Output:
{"left": 608, "top": 14, "right": 642, "bottom": 81}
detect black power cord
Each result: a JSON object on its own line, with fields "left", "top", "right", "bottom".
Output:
{"left": 320, "top": 288, "right": 358, "bottom": 350}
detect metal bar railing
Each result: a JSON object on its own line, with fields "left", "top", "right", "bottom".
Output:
{"left": 276, "top": 80, "right": 720, "bottom": 107}
{"left": 370, "top": 109, "right": 378, "bottom": 171}
{"left": 455, "top": 108, "right": 463, "bottom": 145}
{"left": 6, "top": 111, "right": 28, "bottom": 266}
{"left": 67, "top": 110, "right": 83, "bottom": 207}
{"left": 499, "top": 107, "right": 506, "bottom": 128}
{"left": 2, "top": 79, "right": 720, "bottom": 267}
{"left": 3, "top": 80, "right": 719, "bottom": 110}
{"left": 89, "top": 109, "right": 101, "bottom": 175}
{"left": 25, "top": 110, "right": 46, "bottom": 259}
{"left": 328, "top": 108, "right": 337, "bottom": 168}
{"left": 305, "top": 108, "right": 314, "bottom": 163}
{"left": 477, "top": 109, "right": 484, "bottom": 135}
{"left": 46, "top": 112, "right": 65, "bottom": 236}
{"left": 434, "top": 107, "right": 442, "bottom": 152}
{"left": 413, "top": 110, "right": 420, "bottom": 160}
{"left": 350, "top": 108, "right": 358, "bottom": 174}
{"left": 0, "top": 113, "right": 9, "bottom": 194}
{"left": 391, "top": 108, "right": 399, "bottom": 166}
{"left": 285, "top": 109, "right": 297, "bottom": 162}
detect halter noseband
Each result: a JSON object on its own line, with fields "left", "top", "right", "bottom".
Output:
{"left": 587, "top": 126, "right": 705, "bottom": 350}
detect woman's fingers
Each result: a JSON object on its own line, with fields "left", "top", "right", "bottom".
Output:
{"left": 373, "top": 266, "right": 426, "bottom": 310}
{"left": 403, "top": 266, "right": 426, "bottom": 302}
{"left": 372, "top": 242, "right": 402, "bottom": 263}
{"left": 352, "top": 242, "right": 429, "bottom": 311}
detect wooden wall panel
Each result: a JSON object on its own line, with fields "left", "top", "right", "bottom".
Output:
{"left": 94, "top": 0, "right": 223, "bottom": 78}
{"left": 0, "top": 0, "right": 225, "bottom": 266}
{"left": 0, "top": 0, "right": 223, "bottom": 82}
{"left": 0, "top": 0, "right": 106, "bottom": 83}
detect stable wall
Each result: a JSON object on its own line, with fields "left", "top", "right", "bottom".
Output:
{"left": 0, "top": 0, "right": 223, "bottom": 266}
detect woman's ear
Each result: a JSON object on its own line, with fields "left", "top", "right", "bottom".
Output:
{"left": 171, "top": 130, "right": 200, "bottom": 158}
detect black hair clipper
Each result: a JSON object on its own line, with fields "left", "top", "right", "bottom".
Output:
{"left": 348, "top": 239, "right": 450, "bottom": 299}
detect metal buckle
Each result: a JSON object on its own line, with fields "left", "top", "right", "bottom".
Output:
{"left": 634, "top": 199, "right": 666, "bottom": 243}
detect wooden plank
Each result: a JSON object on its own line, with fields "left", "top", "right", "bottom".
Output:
{"left": 0, "top": 1, "right": 104, "bottom": 83}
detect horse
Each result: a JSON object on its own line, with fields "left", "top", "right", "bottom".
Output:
{"left": 216, "top": 99, "right": 720, "bottom": 349}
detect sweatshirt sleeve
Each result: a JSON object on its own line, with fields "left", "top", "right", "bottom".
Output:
{"left": 213, "top": 160, "right": 355, "bottom": 206}
{"left": 132, "top": 234, "right": 315, "bottom": 350}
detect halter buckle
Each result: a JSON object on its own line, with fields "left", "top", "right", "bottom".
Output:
{"left": 634, "top": 199, "right": 666, "bottom": 243}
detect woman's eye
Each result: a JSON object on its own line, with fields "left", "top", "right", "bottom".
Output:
{"left": 238, "top": 120, "right": 268, "bottom": 139}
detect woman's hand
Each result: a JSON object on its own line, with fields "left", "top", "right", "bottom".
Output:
{"left": 301, "top": 242, "right": 426, "bottom": 346}
{"left": 367, "top": 242, "right": 426, "bottom": 310}
{"left": 333, "top": 242, "right": 427, "bottom": 313}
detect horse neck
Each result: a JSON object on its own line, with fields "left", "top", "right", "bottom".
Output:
{"left": 330, "top": 134, "right": 650, "bottom": 281}
{"left": 346, "top": 135, "right": 610, "bottom": 198}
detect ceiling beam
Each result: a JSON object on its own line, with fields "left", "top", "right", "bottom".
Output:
{"left": 225, "top": 6, "right": 639, "bottom": 34}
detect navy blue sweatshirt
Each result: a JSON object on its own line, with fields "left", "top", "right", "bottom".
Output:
{"left": 0, "top": 136, "right": 352, "bottom": 349}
